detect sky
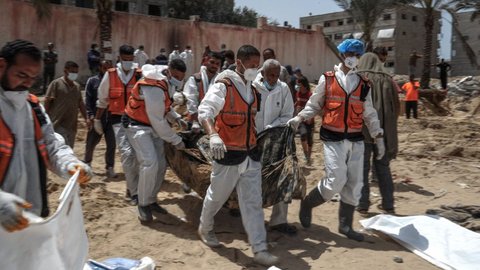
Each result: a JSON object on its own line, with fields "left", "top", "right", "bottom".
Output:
{"left": 234, "top": 0, "right": 452, "bottom": 59}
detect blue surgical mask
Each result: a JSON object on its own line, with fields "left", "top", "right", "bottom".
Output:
{"left": 169, "top": 77, "right": 183, "bottom": 88}
{"left": 263, "top": 80, "right": 276, "bottom": 91}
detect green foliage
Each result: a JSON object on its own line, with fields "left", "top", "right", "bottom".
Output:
{"left": 166, "top": 0, "right": 258, "bottom": 27}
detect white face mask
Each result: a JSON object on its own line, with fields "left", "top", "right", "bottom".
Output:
{"left": 3, "top": 90, "right": 29, "bottom": 110}
{"left": 67, "top": 73, "right": 78, "bottom": 81}
{"left": 122, "top": 61, "right": 134, "bottom": 71}
{"left": 344, "top": 56, "right": 359, "bottom": 69}
{"left": 169, "top": 77, "right": 183, "bottom": 88}
{"left": 239, "top": 61, "right": 258, "bottom": 81}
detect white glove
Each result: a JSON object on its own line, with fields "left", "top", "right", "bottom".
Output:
{"left": 67, "top": 162, "right": 93, "bottom": 184}
{"left": 174, "top": 140, "right": 185, "bottom": 150}
{"left": 0, "top": 191, "right": 31, "bottom": 232}
{"left": 93, "top": 119, "right": 103, "bottom": 135}
{"left": 287, "top": 116, "right": 303, "bottom": 131}
{"left": 173, "top": 91, "right": 186, "bottom": 105}
{"left": 209, "top": 133, "right": 227, "bottom": 160}
{"left": 191, "top": 121, "right": 201, "bottom": 133}
{"left": 375, "top": 137, "right": 385, "bottom": 160}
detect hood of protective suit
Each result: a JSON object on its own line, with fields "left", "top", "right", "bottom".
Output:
{"left": 357, "top": 53, "right": 390, "bottom": 76}
{"left": 141, "top": 64, "right": 168, "bottom": 80}
{"left": 0, "top": 87, "right": 29, "bottom": 110}
{"left": 215, "top": 69, "right": 245, "bottom": 88}
{"left": 253, "top": 73, "right": 280, "bottom": 92}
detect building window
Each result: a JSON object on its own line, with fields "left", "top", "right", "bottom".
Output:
{"left": 401, "top": 13, "right": 407, "bottom": 20}
{"left": 347, "top": 18, "right": 354, "bottom": 24}
{"left": 115, "top": 1, "right": 129, "bottom": 12}
{"left": 338, "top": 20, "right": 344, "bottom": 26}
{"left": 452, "top": 50, "right": 456, "bottom": 57}
{"left": 412, "top": 15, "right": 417, "bottom": 22}
{"left": 148, "top": 5, "right": 162, "bottom": 16}
{"left": 464, "top": 35, "right": 470, "bottom": 41}
{"left": 48, "top": 0, "right": 61, "bottom": 3}
{"left": 402, "top": 31, "right": 406, "bottom": 35}
{"left": 306, "top": 25, "right": 312, "bottom": 30}
{"left": 383, "top": 14, "right": 392, "bottom": 20}
{"left": 334, "top": 33, "right": 343, "bottom": 40}
{"left": 386, "top": 61, "right": 395, "bottom": 68}
{"left": 324, "top": 21, "right": 331, "bottom": 27}
{"left": 75, "top": 0, "right": 94, "bottom": 8}
{"left": 387, "top": 46, "right": 394, "bottom": 51}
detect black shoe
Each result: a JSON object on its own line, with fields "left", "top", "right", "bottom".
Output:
{"left": 149, "top": 202, "right": 168, "bottom": 214}
{"left": 269, "top": 223, "right": 297, "bottom": 236}
{"left": 138, "top": 205, "right": 153, "bottom": 222}
{"left": 338, "top": 201, "right": 364, "bottom": 242}
{"left": 299, "top": 188, "right": 325, "bottom": 228}
{"left": 129, "top": 195, "right": 138, "bottom": 206}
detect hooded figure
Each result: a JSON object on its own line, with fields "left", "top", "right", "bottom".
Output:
{"left": 356, "top": 52, "right": 400, "bottom": 215}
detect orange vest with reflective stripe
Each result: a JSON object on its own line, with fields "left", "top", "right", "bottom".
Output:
{"left": 125, "top": 78, "right": 172, "bottom": 126}
{"left": 322, "top": 71, "right": 367, "bottom": 134}
{"left": 215, "top": 78, "right": 258, "bottom": 151}
{"left": 0, "top": 94, "right": 49, "bottom": 184}
{"left": 108, "top": 68, "right": 142, "bottom": 115}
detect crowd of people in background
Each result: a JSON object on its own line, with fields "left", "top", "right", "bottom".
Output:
{"left": 1, "top": 35, "right": 453, "bottom": 267}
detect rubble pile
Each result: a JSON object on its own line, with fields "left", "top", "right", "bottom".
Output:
{"left": 446, "top": 76, "right": 480, "bottom": 97}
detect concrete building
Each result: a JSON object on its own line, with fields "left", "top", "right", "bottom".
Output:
{"left": 450, "top": 11, "right": 480, "bottom": 76}
{"left": 300, "top": 6, "right": 441, "bottom": 76}
{"left": 46, "top": 0, "right": 168, "bottom": 16}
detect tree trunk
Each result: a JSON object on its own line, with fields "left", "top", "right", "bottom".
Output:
{"left": 421, "top": 6, "right": 435, "bottom": 89}
{"left": 96, "top": 0, "right": 113, "bottom": 60}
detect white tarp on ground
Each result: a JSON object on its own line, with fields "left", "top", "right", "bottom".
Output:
{"left": 0, "top": 172, "right": 88, "bottom": 270}
{"left": 360, "top": 214, "right": 480, "bottom": 270}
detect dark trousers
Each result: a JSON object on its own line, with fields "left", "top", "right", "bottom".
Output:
{"left": 440, "top": 73, "right": 448, "bottom": 89}
{"left": 358, "top": 142, "right": 394, "bottom": 210}
{"left": 84, "top": 117, "right": 116, "bottom": 169}
{"left": 405, "top": 100, "right": 418, "bottom": 119}
{"left": 43, "top": 68, "right": 55, "bottom": 93}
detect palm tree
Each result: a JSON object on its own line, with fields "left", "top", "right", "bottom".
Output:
{"left": 95, "top": 0, "right": 113, "bottom": 59}
{"left": 333, "top": 0, "right": 412, "bottom": 52}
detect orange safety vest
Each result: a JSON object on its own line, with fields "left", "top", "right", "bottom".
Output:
{"left": 322, "top": 71, "right": 368, "bottom": 134}
{"left": 214, "top": 78, "right": 258, "bottom": 151}
{"left": 125, "top": 78, "right": 172, "bottom": 126}
{"left": 0, "top": 94, "right": 49, "bottom": 185}
{"left": 108, "top": 68, "right": 142, "bottom": 115}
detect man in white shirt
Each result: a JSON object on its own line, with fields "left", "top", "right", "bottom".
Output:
{"left": 180, "top": 45, "right": 194, "bottom": 79}
{"left": 253, "top": 59, "right": 295, "bottom": 235}
{"left": 134, "top": 45, "right": 149, "bottom": 68}
{"left": 183, "top": 51, "right": 222, "bottom": 132}
{"left": 287, "top": 39, "right": 385, "bottom": 242}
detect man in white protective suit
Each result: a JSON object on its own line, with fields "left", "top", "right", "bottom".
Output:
{"left": 287, "top": 39, "right": 385, "bottom": 242}
{"left": 253, "top": 59, "right": 295, "bottom": 235}
{"left": 197, "top": 45, "right": 279, "bottom": 267}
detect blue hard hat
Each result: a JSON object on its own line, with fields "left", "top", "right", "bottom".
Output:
{"left": 337, "top": 39, "right": 365, "bottom": 55}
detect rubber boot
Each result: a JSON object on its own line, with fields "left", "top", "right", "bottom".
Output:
{"left": 338, "top": 201, "right": 365, "bottom": 242}
{"left": 299, "top": 187, "right": 325, "bottom": 228}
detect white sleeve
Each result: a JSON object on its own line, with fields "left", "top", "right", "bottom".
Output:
{"left": 39, "top": 104, "right": 82, "bottom": 178}
{"left": 198, "top": 82, "right": 227, "bottom": 123}
{"left": 96, "top": 72, "right": 110, "bottom": 109}
{"left": 142, "top": 86, "right": 182, "bottom": 145}
{"left": 183, "top": 76, "right": 199, "bottom": 115}
{"left": 270, "top": 83, "right": 294, "bottom": 127}
{"left": 298, "top": 75, "right": 326, "bottom": 120}
{"left": 363, "top": 89, "right": 383, "bottom": 138}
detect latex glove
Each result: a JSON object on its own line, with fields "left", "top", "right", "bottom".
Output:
{"left": 375, "top": 137, "right": 385, "bottom": 160}
{"left": 191, "top": 121, "right": 201, "bottom": 133}
{"left": 67, "top": 163, "right": 93, "bottom": 184}
{"left": 174, "top": 140, "right": 186, "bottom": 150}
{"left": 93, "top": 119, "right": 103, "bottom": 135}
{"left": 0, "top": 191, "right": 31, "bottom": 232}
{"left": 209, "top": 133, "right": 227, "bottom": 160}
{"left": 176, "top": 118, "right": 188, "bottom": 130}
{"left": 287, "top": 116, "right": 303, "bottom": 131}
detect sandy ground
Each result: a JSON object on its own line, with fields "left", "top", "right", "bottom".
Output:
{"left": 46, "top": 95, "right": 480, "bottom": 270}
